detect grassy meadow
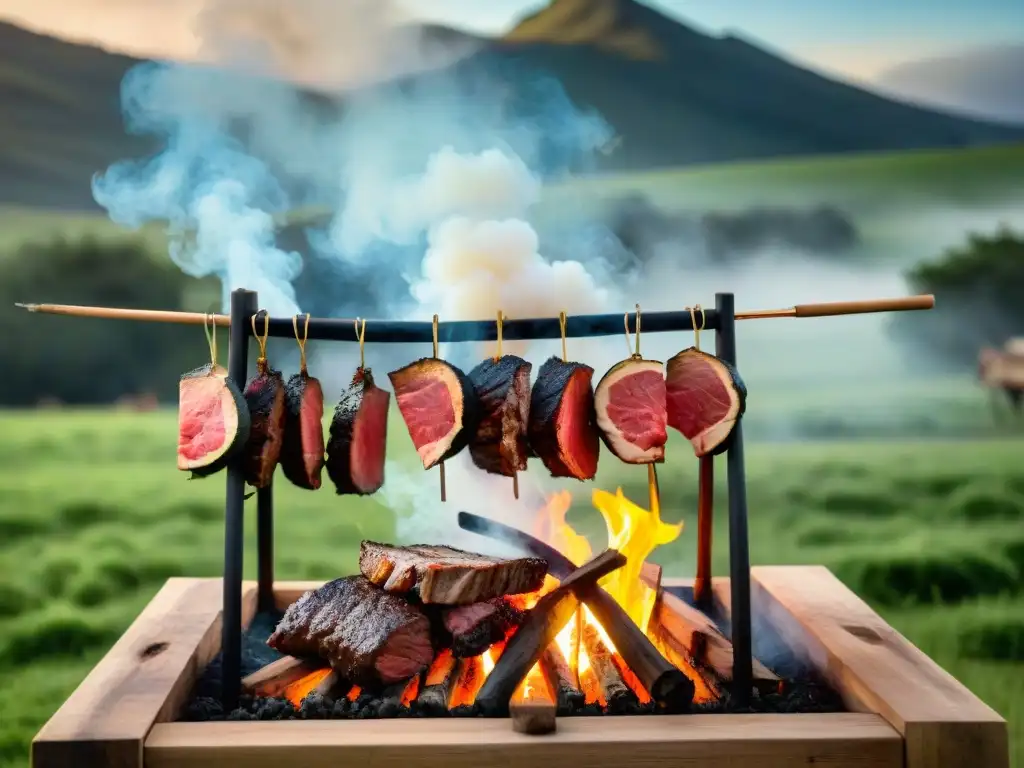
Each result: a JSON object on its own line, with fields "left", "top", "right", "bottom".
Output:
{"left": 0, "top": 406, "right": 1022, "bottom": 767}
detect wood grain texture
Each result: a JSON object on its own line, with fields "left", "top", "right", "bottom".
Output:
{"left": 751, "top": 565, "right": 1009, "bottom": 768}
{"left": 32, "top": 578, "right": 253, "bottom": 768}
{"left": 145, "top": 713, "right": 902, "bottom": 768}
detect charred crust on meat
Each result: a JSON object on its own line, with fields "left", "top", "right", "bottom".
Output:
{"left": 242, "top": 365, "right": 287, "bottom": 488}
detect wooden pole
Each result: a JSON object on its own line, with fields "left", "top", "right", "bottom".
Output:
{"left": 693, "top": 456, "right": 714, "bottom": 609}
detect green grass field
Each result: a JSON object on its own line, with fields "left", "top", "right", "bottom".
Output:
{"left": 0, "top": 409, "right": 1022, "bottom": 767}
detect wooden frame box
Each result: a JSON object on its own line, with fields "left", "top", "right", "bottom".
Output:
{"left": 32, "top": 566, "right": 1008, "bottom": 768}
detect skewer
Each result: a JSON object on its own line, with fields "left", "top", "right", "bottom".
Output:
{"left": 686, "top": 305, "right": 714, "bottom": 610}
{"left": 12, "top": 294, "right": 935, "bottom": 338}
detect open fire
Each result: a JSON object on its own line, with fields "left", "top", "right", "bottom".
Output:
{"left": 187, "top": 485, "right": 787, "bottom": 727}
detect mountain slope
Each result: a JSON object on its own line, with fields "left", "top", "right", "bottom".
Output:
{"left": 0, "top": 1, "right": 1022, "bottom": 210}
{"left": 875, "top": 44, "right": 1024, "bottom": 125}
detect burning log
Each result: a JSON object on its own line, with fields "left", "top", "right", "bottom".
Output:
{"left": 510, "top": 667, "right": 557, "bottom": 735}
{"left": 580, "top": 623, "right": 637, "bottom": 713}
{"left": 282, "top": 668, "right": 336, "bottom": 707}
{"left": 538, "top": 644, "right": 584, "bottom": 713}
{"left": 241, "top": 656, "right": 327, "bottom": 698}
{"left": 459, "top": 512, "right": 694, "bottom": 713}
{"left": 415, "top": 649, "right": 460, "bottom": 714}
{"left": 475, "top": 549, "right": 626, "bottom": 716}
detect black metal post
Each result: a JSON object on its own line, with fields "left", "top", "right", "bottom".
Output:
{"left": 714, "top": 292, "right": 753, "bottom": 705}
{"left": 222, "top": 288, "right": 258, "bottom": 711}
{"left": 257, "top": 484, "right": 274, "bottom": 613}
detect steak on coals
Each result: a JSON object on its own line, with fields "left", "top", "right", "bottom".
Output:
{"left": 267, "top": 576, "right": 433, "bottom": 687}
{"left": 388, "top": 358, "right": 480, "bottom": 470}
{"left": 441, "top": 598, "right": 525, "bottom": 657}
{"left": 325, "top": 368, "right": 390, "bottom": 495}
{"left": 280, "top": 372, "right": 325, "bottom": 490}
{"left": 665, "top": 347, "right": 747, "bottom": 457}
{"left": 242, "top": 362, "right": 287, "bottom": 488}
{"left": 528, "top": 356, "right": 600, "bottom": 480}
{"left": 359, "top": 541, "right": 548, "bottom": 605}
{"left": 178, "top": 364, "right": 250, "bottom": 477}
{"left": 594, "top": 357, "right": 667, "bottom": 464}
{"left": 467, "top": 355, "right": 532, "bottom": 476}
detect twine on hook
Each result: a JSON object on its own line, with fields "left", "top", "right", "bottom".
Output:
{"left": 292, "top": 313, "right": 311, "bottom": 374}
{"left": 353, "top": 318, "right": 367, "bottom": 370}
{"left": 432, "top": 314, "right": 439, "bottom": 359}
{"left": 558, "top": 311, "right": 568, "bottom": 362}
{"left": 494, "top": 310, "right": 504, "bottom": 361}
{"left": 251, "top": 312, "right": 270, "bottom": 372}
{"left": 203, "top": 313, "right": 218, "bottom": 367}
{"left": 687, "top": 304, "right": 706, "bottom": 350}
{"left": 624, "top": 304, "right": 643, "bottom": 358}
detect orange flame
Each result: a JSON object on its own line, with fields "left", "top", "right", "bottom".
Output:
{"left": 282, "top": 668, "right": 333, "bottom": 708}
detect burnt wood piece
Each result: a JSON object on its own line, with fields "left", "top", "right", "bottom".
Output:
{"left": 415, "top": 649, "right": 460, "bottom": 714}
{"left": 359, "top": 541, "right": 548, "bottom": 605}
{"left": 580, "top": 623, "right": 636, "bottom": 713}
{"left": 538, "top": 644, "right": 584, "bottom": 714}
{"left": 458, "top": 512, "right": 694, "bottom": 712}
{"left": 241, "top": 656, "right": 328, "bottom": 698}
{"left": 654, "top": 589, "right": 779, "bottom": 693}
{"left": 694, "top": 456, "right": 714, "bottom": 608}
{"left": 474, "top": 549, "right": 626, "bottom": 716}
{"left": 510, "top": 675, "right": 557, "bottom": 735}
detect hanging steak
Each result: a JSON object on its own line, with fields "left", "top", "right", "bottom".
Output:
{"left": 177, "top": 363, "right": 250, "bottom": 477}
{"left": 467, "top": 355, "right": 532, "bottom": 476}
{"left": 280, "top": 370, "right": 325, "bottom": 490}
{"left": 441, "top": 598, "right": 525, "bottom": 657}
{"left": 665, "top": 347, "right": 747, "bottom": 456}
{"left": 359, "top": 541, "right": 548, "bottom": 605}
{"left": 388, "top": 358, "right": 480, "bottom": 469}
{"left": 242, "top": 361, "right": 287, "bottom": 488}
{"left": 268, "top": 576, "right": 433, "bottom": 686}
{"left": 325, "top": 368, "right": 391, "bottom": 495}
{"left": 528, "top": 356, "right": 600, "bottom": 480}
{"left": 594, "top": 357, "right": 668, "bottom": 464}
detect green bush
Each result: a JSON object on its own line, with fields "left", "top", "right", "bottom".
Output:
{"left": 958, "top": 618, "right": 1024, "bottom": 662}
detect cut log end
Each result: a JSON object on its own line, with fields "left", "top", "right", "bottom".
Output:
{"left": 510, "top": 672, "right": 557, "bottom": 735}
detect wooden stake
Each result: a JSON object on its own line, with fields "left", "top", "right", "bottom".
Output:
{"left": 647, "top": 463, "right": 660, "bottom": 513}
{"left": 512, "top": 472, "right": 519, "bottom": 500}
{"left": 510, "top": 670, "right": 557, "bottom": 735}
{"left": 694, "top": 456, "right": 714, "bottom": 609}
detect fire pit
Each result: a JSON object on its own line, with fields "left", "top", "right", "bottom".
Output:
{"left": 23, "top": 290, "right": 1008, "bottom": 767}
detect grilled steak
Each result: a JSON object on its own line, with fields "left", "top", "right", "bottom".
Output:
{"left": 242, "top": 362, "right": 287, "bottom": 488}
{"left": 325, "top": 368, "right": 390, "bottom": 495}
{"left": 467, "top": 355, "right": 532, "bottom": 476}
{"left": 594, "top": 357, "right": 667, "bottom": 464}
{"left": 442, "top": 598, "right": 525, "bottom": 657}
{"left": 267, "top": 576, "right": 433, "bottom": 686}
{"left": 528, "top": 356, "right": 600, "bottom": 480}
{"left": 665, "top": 347, "right": 747, "bottom": 457}
{"left": 359, "top": 541, "right": 548, "bottom": 605}
{"left": 388, "top": 358, "right": 480, "bottom": 469}
{"left": 177, "top": 363, "right": 250, "bottom": 478}
{"left": 280, "top": 371, "right": 325, "bottom": 490}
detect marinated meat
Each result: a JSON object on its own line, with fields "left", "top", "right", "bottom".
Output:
{"left": 528, "top": 356, "right": 600, "bottom": 480}
{"left": 388, "top": 358, "right": 480, "bottom": 470}
{"left": 467, "top": 355, "right": 532, "bottom": 476}
{"left": 280, "top": 371, "right": 325, "bottom": 490}
{"left": 242, "top": 361, "right": 287, "bottom": 488}
{"left": 665, "top": 347, "right": 747, "bottom": 456}
{"left": 177, "top": 363, "right": 250, "bottom": 477}
{"left": 267, "top": 576, "right": 433, "bottom": 686}
{"left": 359, "top": 541, "right": 548, "bottom": 605}
{"left": 325, "top": 368, "right": 390, "bottom": 495}
{"left": 594, "top": 357, "right": 667, "bottom": 464}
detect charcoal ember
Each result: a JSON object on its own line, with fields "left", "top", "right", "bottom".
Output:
{"left": 299, "top": 693, "right": 332, "bottom": 719}
{"left": 183, "top": 696, "right": 224, "bottom": 722}
{"left": 580, "top": 702, "right": 603, "bottom": 717}
{"left": 450, "top": 704, "right": 478, "bottom": 718}
{"left": 378, "top": 699, "right": 400, "bottom": 718}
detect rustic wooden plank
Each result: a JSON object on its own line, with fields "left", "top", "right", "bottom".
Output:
{"left": 32, "top": 578, "right": 248, "bottom": 768}
{"left": 146, "top": 713, "right": 902, "bottom": 768}
{"left": 751, "top": 565, "right": 1009, "bottom": 768}
{"left": 273, "top": 581, "right": 326, "bottom": 610}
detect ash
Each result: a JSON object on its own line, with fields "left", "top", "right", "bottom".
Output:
{"left": 181, "top": 612, "right": 845, "bottom": 722}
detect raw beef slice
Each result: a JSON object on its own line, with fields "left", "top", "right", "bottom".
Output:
{"left": 594, "top": 357, "right": 667, "bottom": 463}
{"left": 325, "top": 368, "right": 391, "bottom": 495}
{"left": 280, "top": 371, "right": 325, "bottom": 490}
{"left": 665, "top": 347, "right": 747, "bottom": 457}
{"left": 468, "top": 355, "right": 532, "bottom": 476}
{"left": 528, "top": 356, "right": 600, "bottom": 480}
{"left": 178, "top": 363, "right": 250, "bottom": 477}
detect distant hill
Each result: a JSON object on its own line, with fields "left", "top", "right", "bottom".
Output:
{"left": 1, "top": 0, "right": 1023, "bottom": 210}
{"left": 874, "top": 44, "right": 1024, "bottom": 126}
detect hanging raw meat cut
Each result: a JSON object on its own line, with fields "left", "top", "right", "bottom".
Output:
{"left": 665, "top": 347, "right": 746, "bottom": 456}
{"left": 467, "top": 355, "right": 532, "bottom": 476}
{"left": 527, "top": 356, "right": 600, "bottom": 480}
{"left": 325, "top": 368, "right": 391, "bottom": 495}
{"left": 593, "top": 357, "right": 667, "bottom": 464}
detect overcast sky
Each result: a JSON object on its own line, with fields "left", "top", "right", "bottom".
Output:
{"left": 2, "top": 0, "right": 1022, "bottom": 81}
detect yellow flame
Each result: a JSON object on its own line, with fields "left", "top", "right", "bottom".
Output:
{"left": 534, "top": 490, "right": 593, "bottom": 566}
{"left": 592, "top": 487, "right": 682, "bottom": 634}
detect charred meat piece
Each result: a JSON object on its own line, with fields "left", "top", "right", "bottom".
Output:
{"left": 242, "top": 362, "right": 287, "bottom": 488}
{"left": 665, "top": 347, "right": 747, "bottom": 457}
{"left": 325, "top": 368, "right": 390, "bottom": 495}
{"left": 528, "top": 356, "right": 600, "bottom": 480}
{"left": 442, "top": 598, "right": 525, "bottom": 657}
{"left": 359, "top": 541, "right": 548, "bottom": 605}
{"left": 280, "top": 371, "right": 325, "bottom": 490}
{"left": 177, "top": 363, "right": 250, "bottom": 477}
{"left": 267, "top": 576, "right": 433, "bottom": 687}
{"left": 594, "top": 357, "right": 667, "bottom": 464}
{"left": 388, "top": 358, "right": 481, "bottom": 470}
{"left": 467, "top": 355, "right": 532, "bottom": 476}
